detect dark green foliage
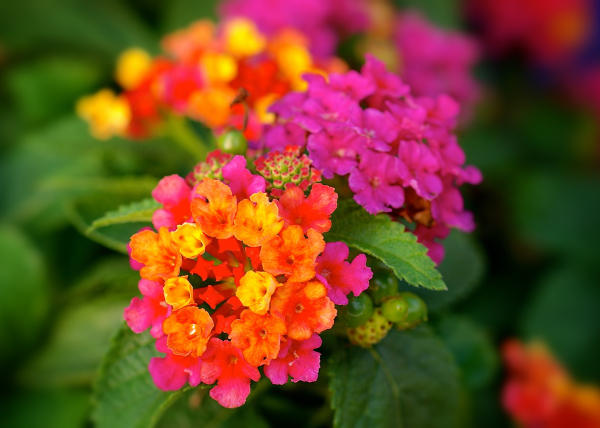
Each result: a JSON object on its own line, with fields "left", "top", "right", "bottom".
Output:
{"left": 93, "top": 327, "right": 185, "bottom": 428}
{"left": 330, "top": 327, "right": 460, "bottom": 428}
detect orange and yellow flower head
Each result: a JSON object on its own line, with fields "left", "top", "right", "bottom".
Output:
{"left": 125, "top": 173, "right": 372, "bottom": 409}
{"left": 78, "top": 17, "right": 345, "bottom": 143}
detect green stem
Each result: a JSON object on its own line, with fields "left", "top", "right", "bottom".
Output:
{"left": 166, "top": 115, "right": 213, "bottom": 162}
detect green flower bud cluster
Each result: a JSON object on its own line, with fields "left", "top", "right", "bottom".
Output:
{"left": 341, "top": 268, "right": 428, "bottom": 348}
{"left": 186, "top": 149, "right": 233, "bottom": 186}
{"left": 254, "top": 145, "right": 322, "bottom": 197}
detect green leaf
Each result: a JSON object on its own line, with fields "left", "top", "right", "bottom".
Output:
{"left": 161, "top": 0, "right": 219, "bottom": 33}
{"left": 521, "top": 266, "right": 600, "bottom": 383}
{"left": 512, "top": 170, "right": 600, "bottom": 266}
{"left": 329, "top": 326, "right": 460, "bottom": 428}
{"left": 0, "top": 115, "right": 163, "bottom": 233}
{"left": 0, "top": 225, "right": 50, "bottom": 365}
{"left": 64, "top": 256, "right": 141, "bottom": 302}
{"left": 1, "top": 389, "right": 90, "bottom": 428}
{"left": 400, "top": 230, "right": 486, "bottom": 312}
{"left": 5, "top": 56, "right": 104, "bottom": 126}
{"left": 19, "top": 295, "right": 132, "bottom": 387}
{"left": 328, "top": 199, "right": 446, "bottom": 291}
{"left": 437, "top": 316, "right": 498, "bottom": 390}
{"left": 88, "top": 198, "right": 160, "bottom": 233}
{"left": 67, "top": 180, "right": 158, "bottom": 254}
{"left": 0, "top": 116, "right": 109, "bottom": 229}
{"left": 393, "top": 0, "right": 461, "bottom": 29}
{"left": 0, "top": 0, "right": 157, "bottom": 56}
{"left": 93, "top": 326, "right": 183, "bottom": 428}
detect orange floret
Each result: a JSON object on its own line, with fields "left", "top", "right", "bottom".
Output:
{"left": 233, "top": 192, "right": 284, "bottom": 247}
{"left": 191, "top": 178, "right": 237, "bottom": 239}
{"left": 163, "top": 306, "right": 214, "bottom": 357}
{"left": 130, "top": 227, "right": 182, "bottom": 282}
{"left": 270, "top": 280, "right": 336, "bottom": 341}
{"left": 188, "top": 86, "right": 237, "bottom": 128}
{"left": 260, "top": 225, "right": 325, "bottom": 282}
{"left": 229, "top": 309, "right": 287, "bottom": 366}
{"left": 236, "top": 271, "right": 280, "bottom": 315}
{"left": 163, "top": 276, "right": 195, "bottom": 311}
{"left": 171, "top": 222, "right": 211, "bottom": 258}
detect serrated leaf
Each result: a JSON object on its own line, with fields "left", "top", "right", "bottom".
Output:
{"left": 329, "top": 327, "right": 460, "bottom": 428}
{"left": 68, "top": 188, "right": 157, "bottom": 254}
{"left": 328, "top": 199, "right": 446, "bottom": 290}
{"left": 88, "top": 198, "right": 160, "bottom": 233}
{"left": 400, "top": 230, "right": 486, "bottom": 312}
{"left": 93, "top": 326, "right": 183, "bottom": 428}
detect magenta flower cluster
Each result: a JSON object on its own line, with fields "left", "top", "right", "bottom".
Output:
{"left": 394, "top": 12, "right": 481, "bottom": 121}
{"left": 262, "top": 55, "right": 482, "bottom": 263}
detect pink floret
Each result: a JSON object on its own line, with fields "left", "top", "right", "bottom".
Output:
{"left": 264, "top": 334, "right": 322, "bottom": 384}
{"left": 149, "top": 336, "right": 202, "bottom": 390}
{"left": 315, "top": 242, "right": 373, "bottom": 305}
{"left": 222, "top": 156, "right": 267, "bottom": 200}
{"left": 200, "top": 338, "right": 261, "bottom": 408}
{"left": 151, "top": 174, "right": 193, "bottom": 231}
{"left": 124, "top": 279, "right": 171, "bottom": 338}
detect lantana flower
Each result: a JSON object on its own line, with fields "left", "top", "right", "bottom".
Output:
{"left": 125, "top": 171, "right": 372, "bottom": 408}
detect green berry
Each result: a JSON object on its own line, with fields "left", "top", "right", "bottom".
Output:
{"left": 217, "top": 130, "right": 248, "bottom": 155}
{"left": 381, "top": 296, "right": 409, "bottom": 323}
{"left": 347, "top": 308, "right": 393, "bottom": 348}
{"left": 395, "top": 292, "right": 428, "bottom": 330}
{"left": 367, "top": 269, "right": 399, "bottom": 304}
{"left": 342, "top": 293, "right": 374, "bottom": 328}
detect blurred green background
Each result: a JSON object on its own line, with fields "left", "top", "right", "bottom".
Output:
{"left": 1, "top": 0, "right": 599, "bottom": 427}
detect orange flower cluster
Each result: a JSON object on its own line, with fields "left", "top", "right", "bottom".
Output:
{"left": 77, "top": 19, "right": 346, "bottom": 141}
{"left": 129, "top": 177, "right": 341, "bottom": 406}
{"left": 503, "top": 340, "right": 600, "bottom": 428}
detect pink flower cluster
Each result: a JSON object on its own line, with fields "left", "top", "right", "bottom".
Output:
{"left": 218, "top": 0, "right": 369, "bottom": 58}
{"left": 124, "top": 154, "right": 372, "bottom": 407}
{"left": 262, "top": 55, "right": 482, "bottom": 263}
{"left": 394, "top": 12, "right": 481, "bottom": 121}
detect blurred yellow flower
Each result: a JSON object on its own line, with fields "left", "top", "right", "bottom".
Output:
{"left": 76, "top": 89, "right": 130, "bottom": 140}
